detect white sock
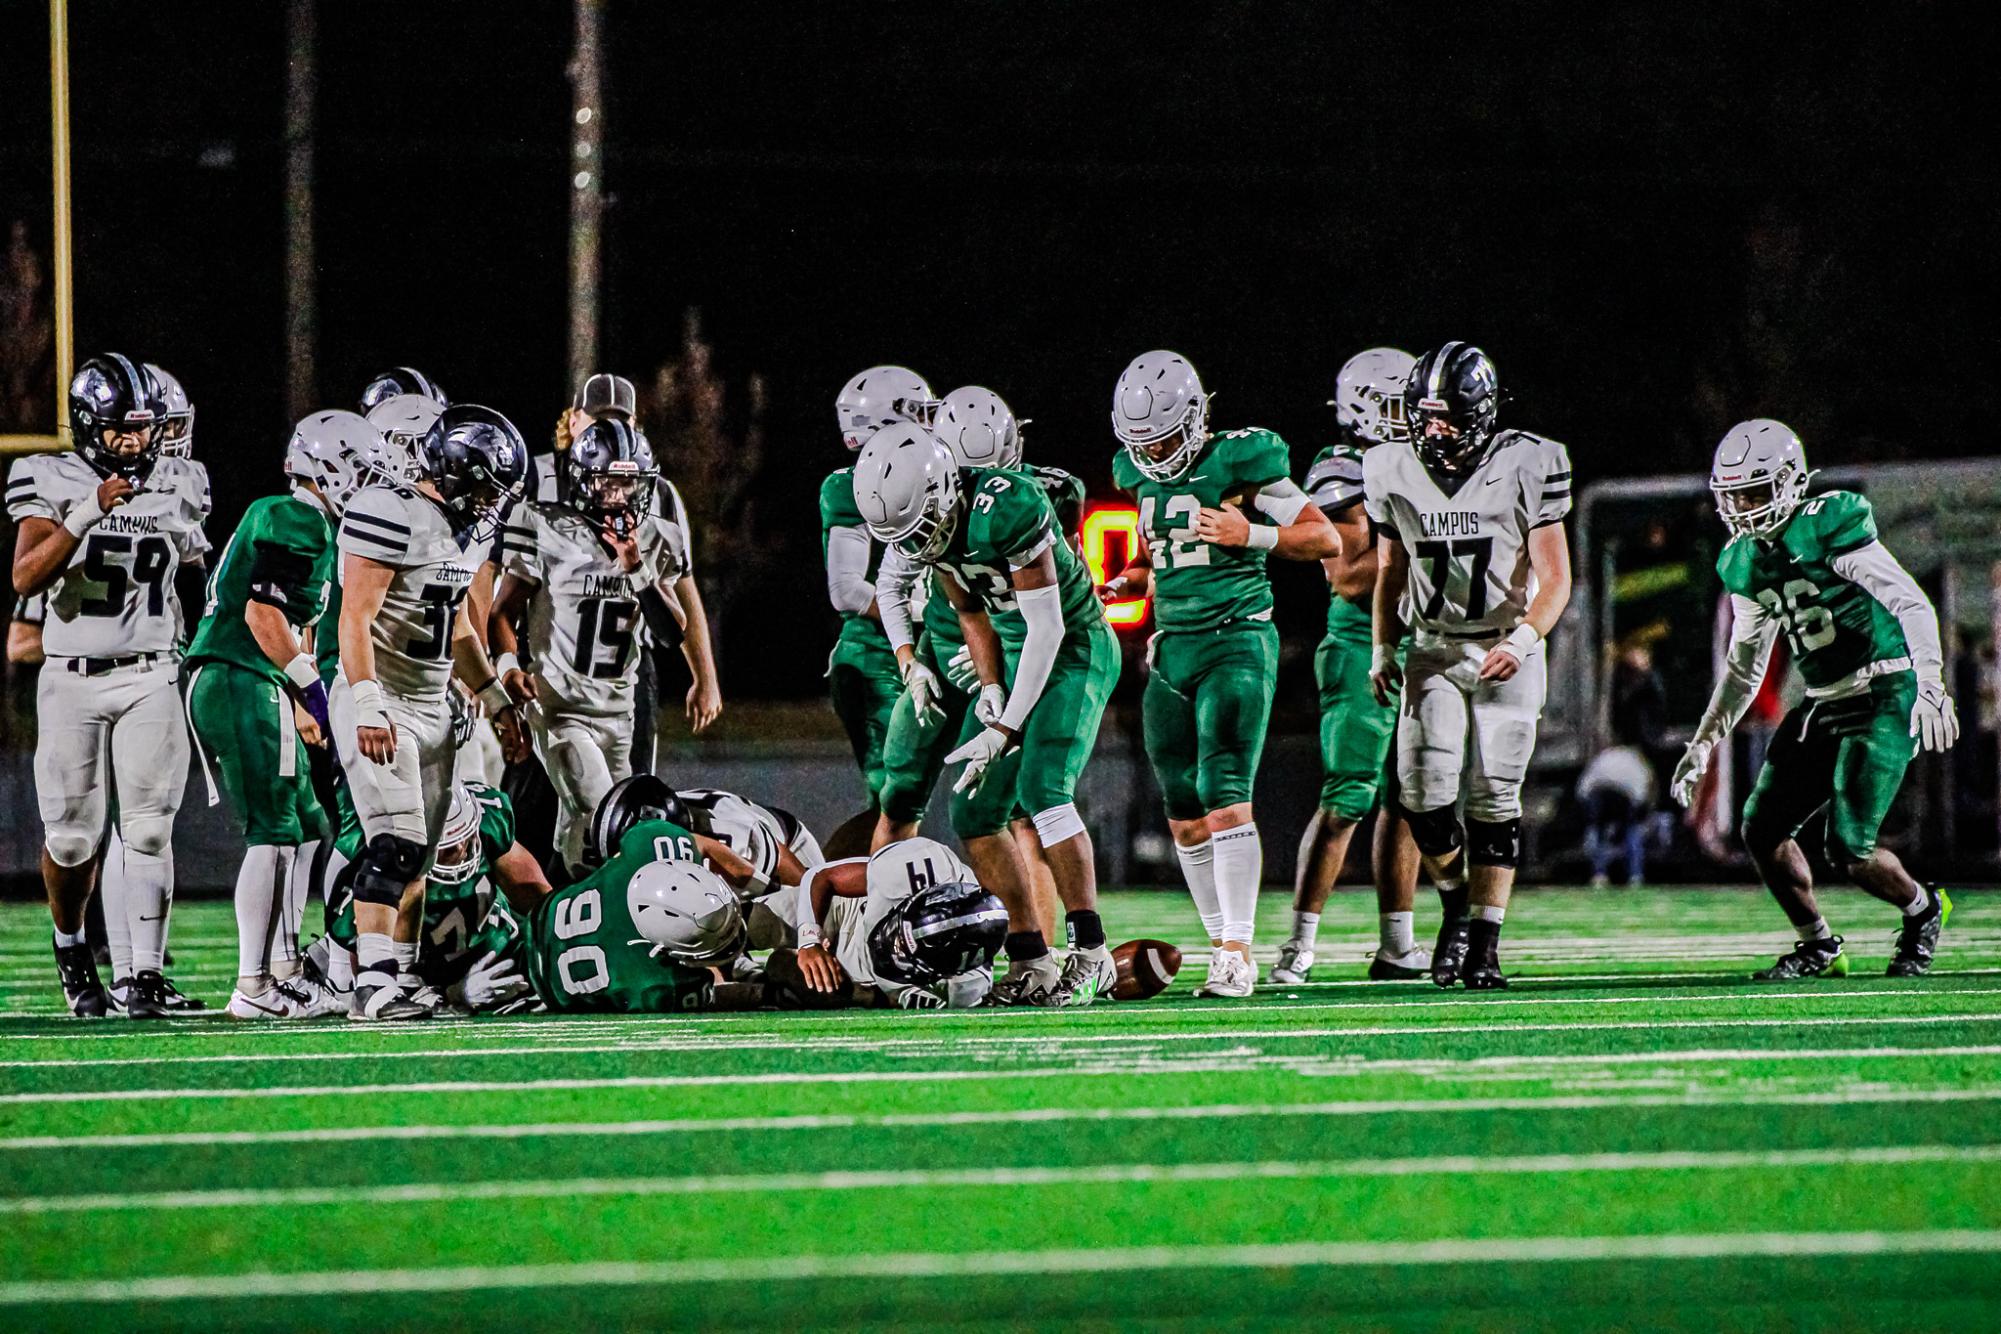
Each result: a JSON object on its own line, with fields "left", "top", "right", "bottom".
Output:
{"left": 262, "top": 846, "right": 300, "bottom": 973}
{"left": 235, "top": 846, "right": 285, "bottom": 979}
{"left": 53, "top": 924, "right": 86, "bottom": 949}
{"left": 394, "top": 940, "right": 419, "bottom": 978}
{"left": 1380, "top": 911, "right": 1415, "bottom": 955}
{"left": 121, "top": 845, "right": 174, "bottom": 975}
{"left": 357, "top": 932, "right": 398, "bottom": 990}
{"left": 1801, "top": 917, "right": 1834, "bottom": 941}
{"left": 1472, "top": 904, "right": 1505, "bottom": 925}
{"left": 1212, "top": 823, "right": 1263, "bottom": 946}
{"left": 1902, "top": 886, "right": 1931, "bottom": 918}
{"left": 324, "top": 942, "right": 356, "bottom": 990}
{"left": 100, "top": 830, "right": 133, "bottom": 981}
{"left": 1175, "top": 838, "right": 1224, "bottom": 941}
{"left": 284, "top": 839, "right": 320, "bottom": 961}
{"left": 1290, "top": 911, "right": 1320, "bottom": 951}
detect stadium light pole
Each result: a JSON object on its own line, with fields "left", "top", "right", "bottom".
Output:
{"left": 283, "top": 0, "right": 318, "bottom": 423}
{"left": 566, "top": 0, "right": 605, "bottom": 392}
{"left": 0, "top": 0, "right": 73, "bottom": 457}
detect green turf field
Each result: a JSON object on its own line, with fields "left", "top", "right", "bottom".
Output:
{"left": 2, "top": 885, "right": 1998, "bottom": 1331}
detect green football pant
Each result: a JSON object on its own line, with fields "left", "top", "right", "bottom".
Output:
{"left": 186, "top": 660, "right": 326, "bottom": 846}
{"left": 952, "top": 617, "right": 1119, "bottom": 839}
{"left": 1315, "top": 625, "right": 1397, "bottom": 821}
{"left": 826, "top": 626, "right": 901, "bottom": 805}
{"left": 1741, "top": 671, "right": 1917, "bottom": 866}
{"left": 1143, "top": 621, "right": 1280, "bottom": 821}
{"left": 878, "top": 633, "right": 975, "bottom": 826}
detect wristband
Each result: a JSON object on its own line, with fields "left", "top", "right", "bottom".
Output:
{"left": 495, "top": 651, "right": 521, "bottom": 679}
{"left": 1502, "top": 624, "right": 1541, "bottom": 659}
{"left": 796, "top": 924, "right": 825, "bottom": 951}
{"left": 475, "top": 677, "right": 514, "bottom": 716}
{"left": 350, "top": 678, "right": 389, "bottom": 730}
{"left": 1245, "top": 524, "right": 1278, "bottom": 551}
{"left": 62, "top": 494, "right": 107, "bottom": 538}
{"left": 282, "top": 653, "right": 320, "bottom": 692}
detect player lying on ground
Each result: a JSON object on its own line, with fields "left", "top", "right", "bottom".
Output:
{"left": 777, "top": 836, "right": 1010, "bottom": 1010}
{"left": 1366, "top": 343, "right": 1573, "bottom": 991}
{"left": 1107, "top": 351, "right": 1338, "bottom": 998}
{"left": 1671, "top": 420, "right": 1958, "bottom": 979}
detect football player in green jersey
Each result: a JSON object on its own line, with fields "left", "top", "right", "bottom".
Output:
{"left": 1673, "top": 421, "right": 1958, "bottom": 978}
{"left": 821, "top": 366, "right": 938, "bottom": 858}
{"left": 1274, "top": 348, "right": 1435, "bottom": 984}
{"left": 185, "top": 411, "right": 385, "bottom": 1019}
{"left": 853, "top": 423, "right": 1120, "bottom": 1006}
{"left": 1104, "top": 351, "right": 1339, "bottom": 999}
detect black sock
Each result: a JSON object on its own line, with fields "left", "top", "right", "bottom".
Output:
{"left": 1005, "top": 931, "right": 1049, "bottom": 964}
{"left": 1065, "top": 910, "right": 1106, "bottom": 951}
{"left": 1438, "top": 883, "right": 1469, "bottom": 922}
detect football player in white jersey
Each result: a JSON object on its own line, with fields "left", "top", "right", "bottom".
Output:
{"left": 786, "top": 837, "right": 1007, "bottom": 1010}
{"left": 8, "top": 355, "right": 211, "bottom": 1017}
{"left": 333, "top": 403, "right": 528, "bottom": 1020}
{"left": 1363, "top": 343, "right": 1573, "bottom": 990}
{"left": 489, "top": 418, "right": 699, "bottom": 870}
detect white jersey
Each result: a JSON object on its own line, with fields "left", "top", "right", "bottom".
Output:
{"left": 827, "top": 837, "right": 973, "bottom": 992}
{"left": 676, "top": 787, "right": 806, "bottom": 901}
{"left": 500, "top": 501, "right": 691, "bottom": 715}
{"left": 5, "top": 453, "right": 209, "bottom": 657}
{"left": 1363, "top": 430, "right": 1571, "bottom": 638}
{"left": 337, "top": 482, "right": 482, "bottom": 703}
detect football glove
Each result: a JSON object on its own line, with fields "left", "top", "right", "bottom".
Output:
{"left": 900, "top": 656, "right": 945, "bottom": 723}
{"left": 1671, "top": 738, "right": 1715, "bottom": 809}
{"left": 974, "top": 683, "right": 1006, "bottom": 729}
{"left": 946, "top": 725, "right": 1016, "bottom": 794}
{"left": 447, "top": 950, "right": 530, "bottom": 1012}
{"left": 943, "top": 643, "right": 981, "bottom": 694}
{"left": 896, "top": 987, "right": 947, "bottom": 1010}
{"left": 1911, "top": 678, "right": 1960, "bottom": 753}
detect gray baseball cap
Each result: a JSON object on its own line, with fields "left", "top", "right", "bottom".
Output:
{"left": 576, "top": 372, "right": 637, "bottom": 419}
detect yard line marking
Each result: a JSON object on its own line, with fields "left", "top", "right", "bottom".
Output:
{"left": 4, "top": 1230, "right": 2000, "bottom": 1304}
{"left": 6, "top": 1144, "right": 1998, "bottom": 1216}
{"left": 8, "top": 1044, "right": 2001, "bottom": 1105}
{"left": 6, "top": 1009, "right": 2000, "bottom": 1071}
{"left": 11, "top": 1085, "right": 2001, "bottom": 1152}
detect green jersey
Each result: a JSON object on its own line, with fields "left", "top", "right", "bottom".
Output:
{"left": 1113, "top": 427, "right": 1291, "bottom": 633}
{"left": 524, "top": 817, "right": 715, "bottom": 1014}
{"left": 1716, "top": 490, "right": 1907, "bottom": 691}
{"left": 920, "top": 464, "right": 1088, "bottom": 664}
{"left": 932, "top": 467, "right": 1105, "bottom": 649}
{"left": 185, "top": 493, "right": 335, "bottom": 682}
{"left": 1305, "top": 442, "right": 1372, "bottom": 640}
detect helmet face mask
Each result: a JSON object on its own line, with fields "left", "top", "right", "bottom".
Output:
{"left": 852, "top": 425, "right": 962, "bottom": 563}
{"left": 867, "top": 881, "right": 1008, "bottom": 985}
{"left": 565, "top": 418, "right": 658, "bottom": 535}
{"left": 1710, "top": 419, "right": 1809, "bottom": 539}
{"left": 429, "top": 786, "right": 484, "bottom": 887}
{"left": 285, "top": 409, "right": 393, "bottom": 516}
{"left": 625, "top": 860, "right": 746, "bottom": 966}
{"left": 69, "top": 353, "right": 164, "bottom": 481}
{"left": 1112, "top": 351, "right": 1209, "bottom": 483}
{"left": 419, "top": 405, "right": 528, "bottom": 544}
{"left": 1405, "top": 343, "right": 1501, "bottom": 477}
{"left": 1332, "top": 347, "right": 1415, "bottom": 447}
{"left": 366, "top": 394, "right": 444, "bottom": 476}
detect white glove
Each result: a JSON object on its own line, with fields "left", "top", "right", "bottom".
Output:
{"left": 1671, "top": 738, "right": 1715, "bottom": 809}
{"left": 901, "top": 657, "right": 944, "bottom": 723}
{"left": 946, "top": 725, "right": 1014, "bottom": 794}
{"left": 974, "top": 683, "right": 1007, "bottom": 729}
{"left": 447, "top": 950, "right": 530, "bottom": 1012}
{"left": 1911, "top": 678, "right": 1960, "bottom": 753}
{"left": 944, "top": 644, "right": 980, "bottom": 694}
{"left": 896, "top": 987, "right": 947, "bottom": 1010}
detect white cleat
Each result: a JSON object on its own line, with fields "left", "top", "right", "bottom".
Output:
{"left": 1194, "top": 947, "right": 1256, "bottom": 998}
{"left": 1367, "top": 945, "right": 1433, "bottom": 981}
{"left": 405, "top": 983, "right": 450, "bottom": 1019}
{"left": 226, "top": 982, "right": 313, "bottom": 1021}
{"left": 1268, "top": 942, "right": 1315, "bottom": 984}
{"left": 280, "top": 975, "right": 350, "bottom": 1019}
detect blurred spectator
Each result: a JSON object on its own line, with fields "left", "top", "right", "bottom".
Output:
{"left": 1578, "top": 744, "right": 1657, "bottom": 886}
{"left": 1609, "top": 637, "right": 1669, "bottom": 755}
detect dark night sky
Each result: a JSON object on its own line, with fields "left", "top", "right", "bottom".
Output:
{"left": 2, "top": 1, "right": 1996, "bottom": 698}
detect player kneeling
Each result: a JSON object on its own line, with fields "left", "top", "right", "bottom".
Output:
{"left": 777, "top": 838, "right": 1009, "bottom": 1010}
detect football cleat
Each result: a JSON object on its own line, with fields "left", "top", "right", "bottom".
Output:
{"left": 405, "top": 983, "right": 451, "bottom": 1019}
{"left": 53, "top": 936, "right": 110, "bottom": 1017}
{"left": 988, "top": 956, "right": 1061, "bottom": 1007}
{"left": 1887, "top": 890, "right": 1951, "bottom": 978}
{"left": 1461, "top": 962, "right": 1509, "bottom": 990}
{"left": 348, "top": 981, "right": 430, "bottom": 1022}
{"left": 1194, "top": 948, "right": 1256, "bottom": 999}
{"left": 124, "top": 970, "right": 172, "bottom": 1020}
{"left": 280, "top": 975, "right": 349, "bottom": 1019}
{"left": 1051, "top": 946, "right": 1118, "bottom": 1008}
{"left": 1367, "top": 945, "right": 1432, "bottom": 980}
{"left": 1752, "top": 935, "right": 1849, "bottom": 981}
{"left": 1431, "top": 919, "right": 1471, "bottom": 988}
{"left": 156, "top": 975, "right": 206, "bottom": 1011}
{"left": 1268, "top": 942, "right": 1314, "bottom": 985}
{"left": 226, "top": 982, "right": 310, "bottom": 1020}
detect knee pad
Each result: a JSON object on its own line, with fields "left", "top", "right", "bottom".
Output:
{"left": 45, "top": 829, "right": 100, "bottom": 869}
{"left": 118, "top": 816, "right": 174, "bottom": 859}
{"left": 1030, "top": 803, "right": 1086, "bottom": 847}
{"left": 352, "top": 834, "right": 426, "bottom": 906}
{"left": 1465, "top": 817, "right": 1522, "bottom": 870}
{"left": 1399, "top": 802, "right": 1464, "bottom": 859}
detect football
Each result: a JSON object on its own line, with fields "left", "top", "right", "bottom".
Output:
{"left": 1111, "top": 938, "right": 1182, "bottom": 1000}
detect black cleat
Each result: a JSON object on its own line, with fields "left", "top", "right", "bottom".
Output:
{"left": 1461, "top": 917, "right": 1508, "bottom": 990}
{"left": 1462, "top": 963, "right": 1510, "bottom": 990}
{"left": 156, "top": 975, "right": 206, "bottom": 1012}
{"left": 53, "top": 936, "right": 110, "bottom": 1017}
{"left": 1753, "top": 935, "right": 1849, "bottom": 980}
{"left": 125, "top": 970, "right": 171, "bottom": 1020}
{"left": 1431, "top": 918, "right": 1470, "bottom": 988}
{"left": 1887, "top": 890, "right": 1951, "bottom": 978}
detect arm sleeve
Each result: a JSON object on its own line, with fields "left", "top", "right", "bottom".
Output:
{"left": 1533, "top": 438, "right": 1574, "bottom": 529}
{"left": 873, "top": 547, "right": 920, "bottom": 653}
{"left": 1831, "top": 540, "right": 1944, "bottom": 678}
{"left": 1693, "top": 594, "right": 1781, "bottom": 743}
{"left": 1251, "top": 477, "right": 1311, "bottom": 525}
{"left": 824, "top": 525, "right": 876, "bottom": 616}
{"left": 998, "top": 583, "right": 1062, "bottom": 732}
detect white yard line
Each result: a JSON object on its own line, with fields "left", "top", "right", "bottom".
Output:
{"left": 6, "top": 1144, "right": 1997, "bottom": 1216}
{"left": 6, "top": 1009, "right": 1999, "bottom": 1071}
{"left": 4, "top": 1229, "right": 2000, "bottom": 1304}
{"left": 7, "top": 1043, "right": 2001, "bottom": 1105}
{"left": 10, "top": 1085, "right": 2000, "bottom": 1152}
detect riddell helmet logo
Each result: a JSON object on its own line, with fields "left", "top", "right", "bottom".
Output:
{"left": 1418, "top": 397, "right": 1449, "bottom": 411}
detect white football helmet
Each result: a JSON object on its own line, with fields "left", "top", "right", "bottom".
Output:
{"left": 1711, "top": 418, "right": 1809, "bottom": 538}
{"left": 1329, "top": 347, "right": 1415, "bottom": 446}
{"left": 1112, "top": 350, "right": 1209, "bottom": 482}
{"left": 143, "top": 364, "right": 195, "bottom": 458}
{"left": 430, "top": 785, "right": 485, "bottom": 887}
{"left": 284, "top": 409, "right": 399, "bottom": 516}
{"left": 836, "top": 366, "right": 936, "bottom": 451}
{"left": 931, "top": 385, "right": 1022, "bottom": 469}
{"left": 852, "top": 424, "right": 962, "bottom": 561}
{"left": 366, "top": 393, "right": 444, "bottom": 476}
{"left": 626, "top": 860, "right": 746, "bottom": 966}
